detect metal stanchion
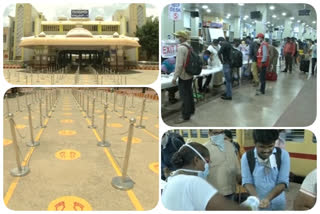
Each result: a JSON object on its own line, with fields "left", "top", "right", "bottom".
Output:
{"left": 26, "top": 104, "right": 39, "bottom": 147}
{"left": 120, "top": 95, "right": 127, "bottom": 118}
{"left": 85, "top": 94, "right": 89, "bottom": 118}
{"left": 24, "top": 93, "right": 28, "bottom": 107}
{"left": 46, "top": 94, "right": 50, "bottom": 118}
{"left": 105, "top": 92, "right": 108, "bottom": 104}
{"left": 97, "top": 103, "right": 110, "bottom": 147}
{"left": 5, "top": 94, "right": 10, "bottom": 116}
{"left": 113, "top": 92, "right": 117, "bottom": 112}
{"left": 8, "top": 113, "right": 30, "bottom": 177}
{"left": 88, "top": 97, "right": 96, "bottom": 128}
{"left": 111, "top": 118, "right": 136, "bottom": 190}
{"left": 136, "top": 98, "right": 146, "bottom": 129}
{"left": 16, "top": 93, "right": 22, "bottom": 112}
{"left": 130, "top": 94, "right": 134, "bottom": 108}
{"left": 39, "top": 99, "right": 46, "bottom": 128}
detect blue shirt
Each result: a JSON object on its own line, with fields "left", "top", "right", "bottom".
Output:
{"left": 241, "top": 148, "right": 290, "bottom": 210}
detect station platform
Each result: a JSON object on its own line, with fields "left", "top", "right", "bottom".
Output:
{"left": 3, "top": 89, "right": 159, "bottom": 211}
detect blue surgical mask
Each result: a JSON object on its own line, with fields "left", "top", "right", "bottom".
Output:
{"left": 178, "top": 144, "right": 210, "bottom": 179}
{"left": 203, "top": 55, "right": 210, "bottom": 61}
{"left": 210, "top": 134, "right": 225, "bottom": 151}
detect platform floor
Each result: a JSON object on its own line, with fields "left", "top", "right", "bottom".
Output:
{"left": 3, "top": 89, "right": 159, "bottom": 211}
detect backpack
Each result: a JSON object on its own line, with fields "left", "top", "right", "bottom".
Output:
{"left": 246, "top": 147, "right": 282, "bottom": 174}
{"left": 181, "top": 44, "right": 203, "bottom": 75}
{"left": 231, "top": 48, "right": 243, "bottom": 68}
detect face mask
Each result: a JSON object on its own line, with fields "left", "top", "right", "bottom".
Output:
{"left": 203, "top": 55, "right": 210, "bottom": 61}
{"left": 178, "top": 144, "right": 210, "bottom": 179}
{"left": 210, "top": 134, "right": 225, "bottom": 151}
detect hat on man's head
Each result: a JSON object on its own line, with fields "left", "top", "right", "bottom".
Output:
{"left": 173, "top": 30, "right": 190, "bottom": 40}
{"left": 257, "top": 33, "right": 264, "bottom": 39}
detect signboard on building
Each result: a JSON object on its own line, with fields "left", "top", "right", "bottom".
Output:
{"left": 168, "top": 4, "right": 182, "bottom": 21}
{"left": 298, "top": 9, "right": 311, "bottom": 16}
{"left": 71, "top": 10, "right": 89, "bottom": 18}
{"left": 161, "top": 40, "right": 179, "bottom": 58}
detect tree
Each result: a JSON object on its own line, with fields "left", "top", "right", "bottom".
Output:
{"left": 135, "top": 17, "right": 159, "bottom": 61}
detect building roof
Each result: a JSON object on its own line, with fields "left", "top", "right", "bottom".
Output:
{"left": 19, "top": 29, "right": 140, "bottom": 49}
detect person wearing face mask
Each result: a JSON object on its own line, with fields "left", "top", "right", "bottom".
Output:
{"left": 161, "top": 142, "right": 250, "bottom": 211}
{"left": 241, "top": 130, "right": 290, "bottom": 210}
{"left": 204, "top": 129, "right": 241, "bottom": 201}
{"left": 256, "top": 33, "right": 269, "bottom": 96}
{"left": 197, "top": 50, "right": 213, "bottom": 93}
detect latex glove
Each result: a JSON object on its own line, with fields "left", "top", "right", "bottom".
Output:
{"left": 241, "top": 196, "right": 260, "bottom": 210}
{"left": 259, "top": 198, "right": 270, "bottom": 209}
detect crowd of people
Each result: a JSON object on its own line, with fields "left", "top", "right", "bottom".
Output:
{"left": 161, "top": 129, "right": 317, "bottom": 211}
{"left": 162, "top": 30, "right": 317, "bottom": 124}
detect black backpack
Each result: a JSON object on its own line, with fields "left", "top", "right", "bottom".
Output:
{"left": 181, "top": 44, "right": 203, "bottom": 75}
{"left": 246, "top": 147, "right": 282, "bottom": 174}
{"left": 231, "top": 48, "right": 243, "bottom": 68}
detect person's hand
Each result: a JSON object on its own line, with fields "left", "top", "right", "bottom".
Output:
{"left": 172, "top": 79, "right": 177, "bottom": 85}
{"left": 259, "top": 198, "right": 270, "bottom": 208}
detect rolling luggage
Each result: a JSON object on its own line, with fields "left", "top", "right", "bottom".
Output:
{"left": 266, "top": 71, "right": 277, "bottom": 81}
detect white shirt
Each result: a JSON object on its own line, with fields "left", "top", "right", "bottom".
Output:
{"left": 207, "top": 45, "right": 221, "bottom": 67}
{"left": 162, "top": 174, "right": 218, "bottom": 210}
{"left": 300, "top": 169, "right": 317, "bottom": 198}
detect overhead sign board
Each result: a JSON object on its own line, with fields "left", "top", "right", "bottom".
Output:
{"left": 168, "top": 4, "right": 182, "bottom": 21}
{"left": 298, "top": 9, "right": 311, "bottom": 16}
{"left": 71, "top": 10, "right": 89, "bottom": 18}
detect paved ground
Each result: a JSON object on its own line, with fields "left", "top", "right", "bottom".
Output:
{"left": 3, "top": 69, "right": 159, "bottom": 85}
{"left": 3, "top": 88, "right": 159, "bottom": 211}
{"left": 162, "top": 62, "right": 316, "bottom": 127}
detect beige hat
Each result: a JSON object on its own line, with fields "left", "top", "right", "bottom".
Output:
{"left": 173, "top": 30, "right": 190, "bottom": 40}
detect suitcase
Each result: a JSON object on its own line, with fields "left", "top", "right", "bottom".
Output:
{"left": 300, "top": 59, "right": 310, "bottom": 73}
{"left": 266, "top": 71, "right": 277, "bottom": 81}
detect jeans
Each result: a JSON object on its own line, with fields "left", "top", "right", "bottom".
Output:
{"left": 223, "top": 64, "right": 232, "bottom": 97}
{"left": 259, "top": 65, "right": 267, "bottom": 93}
{"left": 285, "top": 54, "right": 293, "bottom": 72}
{"left": 178, "top": 78, "right": 195, "bottom": 120}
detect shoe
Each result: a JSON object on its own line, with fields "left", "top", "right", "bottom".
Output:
{"left": 282, "top": 70, "right": 287, "bottom": 73}
{"left": 174, "top": 117, "right": 189, "bottom": 124}
{"left": 221, "top": 96, "right": 232, "bottom": 100}
{"left": 256, "top": 91, "right": 265, "bottom": 96}
{"left": 169, "top": 98, "right": 178, "bottom": 104}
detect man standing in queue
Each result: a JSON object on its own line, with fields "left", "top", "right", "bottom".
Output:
{"left": 256, "top": 33, "right": 269, "bottom": 95}
{"left": 171, "top": 30, "right": 195, "bottom": 124}
{"left": 218, "top": 37, "right": 233, "bottom": 100}
{"left": 241, "top": 130, "right": 290, "bottom": 210}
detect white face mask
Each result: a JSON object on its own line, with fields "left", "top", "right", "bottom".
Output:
{"left": 178, "top": 144, "right": 210, "bottom": 179}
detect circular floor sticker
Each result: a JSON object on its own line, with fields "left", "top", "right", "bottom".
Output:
{"left": 48, "top": 196, "right": 92, "bottom": 211}
{"left": 149, "top": 162, "right": 159, "bottom": 174}
{"left": 107, "top": 123, "right": 123, "bottom": 128}
{"left": 60, "top": 119, "right": 74, "bottom": 124}
{"left": 121, "top": 136, "right": 142, "bottom": 144}
{"left": 55, "top": 149, "right": 81, "bottom": 160}
{"left": 58, "top": 130, "right": 77, "bottom": 136}
{"left": 4, "top": 138, "right": 12, "bottom": 146}
{"left": 154, "top": 124, "right": 159, "bottom": 128}
{"left": 63, "top": 113, "right": 72, "bottom": 116}
{"left": 15, "top": 124, "right": 26, "bottom": 129}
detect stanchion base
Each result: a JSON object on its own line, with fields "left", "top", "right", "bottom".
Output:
{"left": 41, "top": 125, "right": 47, "bottom": 128}
{"left": 136, "top": 125, "right": 145, "bottom": 129}
{"left": 111, "top": 176, "right": 134, "bottom": 191}
{"left": 88, "top": 125, "right": 96, "bottom": 129}
{"left": 120, "top": 116, "right": 127, "bottom": 118}
{"left": 97, "top": 140, "right": 111, "bottom": 147}
{"left": 10, "top": 166, "right": 30, "bottom": 177}
{"left": 26, "top": 141, "right": 40, "bottom": 147}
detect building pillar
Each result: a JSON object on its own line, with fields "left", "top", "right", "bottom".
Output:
{"left": 255, "top": 5, "right": 268, "bottom": 35}
{"left": 190, "top": 17, "right": 199, "bottom": 37}
{"left": 231, "top": 17, "right": 241, "bottom": 39}
{"left": 283, "top": 19, "right": 293, "bottom": 39}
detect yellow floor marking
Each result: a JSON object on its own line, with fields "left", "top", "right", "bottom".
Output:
{"left": 154, "top": 124, "right": 159, "bottom": 129}
{"left": 58, "top": 130, "right": 77, "bottom": 136}
{"left": 15, "top": 124, "right": 26, "bottom": 129}
{"left": 121, "top": 136, "right": 142, "bottom": 144}
{"left": 4, "top": 138, "right": 13, "bottom": 146}
{"left": 60, "top": 119, "right": 74, "bottom": 124}
{"left": 48, "top": 196, "right": 92, "bottom": 211}
{"left": 148, "top": 162, "right": 159, "bottom": 174}
{"left": 63, "top": 113, "right": 72, "bottom": 116}
{"left": 55, "top": 149, "right": 81, "bottom": 160}
{"left": 143, "top": 129, "right": 159, "bottom": 140}
{"left": 4, "top": 177, "right": 20, "bottom": 206}
{"left": 107, "top": 123, "right": 123, "bottom": 128}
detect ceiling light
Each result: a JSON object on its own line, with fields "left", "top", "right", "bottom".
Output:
{"left": 290, "top": 17, "right": 294, "bottom": 20}
{"left": 267, "top": 21, "right": 270, "bottom": 24}
{"left": 244, "top": 15, "right": 249, "bottom": 19}
{"left": 238, "top": 3, "right": 244, "bottom": 6}
{"left": 269, "top": 6, "right": 275, "bottom": 10}
{"left": 227, "top": 13, "right": 231, "bottom": 17}
{"left": 282, "top": 12, "right": 286, "bottom": 16}
{"left": 206, "top": 9, "right": 211, "bottom": 13}
{"left": 272, "top": 15, "right": 277, "bottom": 18}
{"left": 312, "top": 21, "right": 316, "bottom": 24}
{"left": 271, "top": 24, "right": 274, "bottom": 26}
{"left": 297, "top": 20, "right": 301, "bottom": 23}
{"left": 195, "top": 8, "right": 199, "bottom": 12}
{"left": 202, "top": 5, "right": 208, "bottom": 9}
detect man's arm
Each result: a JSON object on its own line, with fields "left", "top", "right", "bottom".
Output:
{"left": 173, "top": 46, "right": 186, "bottom": 82}
{"left": 293, "top": 191, "right": 316, "bottom": 210}
{"left": 259, "top": 183, "right": 286, "bottom": 208}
